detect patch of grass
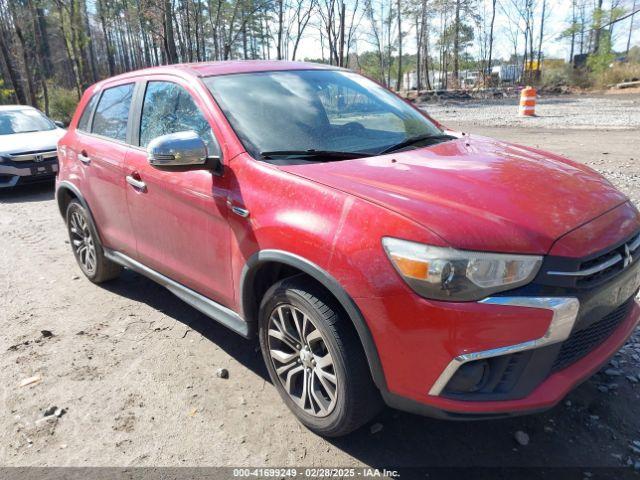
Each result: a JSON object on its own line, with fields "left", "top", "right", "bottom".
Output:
{"left": 48, "top": 88, "right": 79, "bottom": 125}
{"left": 595, "top": 63, "right": 640, "bottom": 87}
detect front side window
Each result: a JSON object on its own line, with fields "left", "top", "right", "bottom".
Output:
{"left": 0, "top": 108, "right": 55, "bottom": 135}
{"left": 139, "top": 81, "right": 219, "bottom": 156}
{"left": 204, "top": 70, "right": 443, "bottom": 159}
{"left": 91, "top": 84, "right": 134, "bottom": 142}
{"left": 77, "top": 93, "right": 99, "bottom": 132}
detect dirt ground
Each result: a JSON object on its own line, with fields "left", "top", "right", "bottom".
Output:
{"left": 1, "top": 96, "right": 640, "bottom": 472}
{"left": 421, "top": 93, "right": 640, "bottom": 130}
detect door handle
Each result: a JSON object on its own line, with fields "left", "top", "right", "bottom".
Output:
{"left": 231, "top": 206, "right": 250, "bottom": 218}
{"left": 78, "top": 150, "right": 91, "bottom": 164}
{"left": 126, "top": 174, "right": 147, "bottom": 191}
{"left": 226, "top": 199, "right": 249, "bottom": 218}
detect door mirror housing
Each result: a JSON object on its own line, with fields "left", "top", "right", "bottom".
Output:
{"left": 54, "top": 120, "right": 66, "bottom": 128}
{"left": 147, "top": 131, "right": 222, "bottom": 173}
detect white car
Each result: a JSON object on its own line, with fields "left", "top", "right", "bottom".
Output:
{"left": 0, "top": 105, "right": 66, "bottom": 188}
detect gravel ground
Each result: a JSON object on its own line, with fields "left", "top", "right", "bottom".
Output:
{"left": 419, "top": 93, "right": 640, "bottom": 130}
{"left": 1, "top": 94, "right": 640, "bottom": 473}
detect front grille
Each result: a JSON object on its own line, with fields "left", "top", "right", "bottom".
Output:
{"left": 577, "top": 251, "right": 625, "bottom": 287}
{"left": 546, "top": 231, "right": 640, "bottom": 288}
{"left": 551, "top": 298, "right": 633, "bottom": 373}
{"left": 8, "top": 150, "right": 57, "bottom": 163}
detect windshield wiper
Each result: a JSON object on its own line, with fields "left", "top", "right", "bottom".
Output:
{"left": 260, "top": 149, "right": 371, "bottom": 161}
{"left": 378, "top": 134, "right": 456, "bottom": 155}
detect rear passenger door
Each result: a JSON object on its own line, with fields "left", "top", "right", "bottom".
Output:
{"left": 74, "top": 83, "right": 137, "bottom": 256}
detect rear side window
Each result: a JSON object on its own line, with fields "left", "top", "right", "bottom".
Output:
{"left": 139, "top": 81, "right": 219, "bottom": 155}
{"left": 91, "top": 84, "right": 134, "bottom": 142}
{"left": 76, "top": 93, "right": 99, "bottom": 132}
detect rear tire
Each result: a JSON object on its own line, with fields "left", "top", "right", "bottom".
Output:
{"left": 66, "top": 199, "right": 121, "bottom": 283}
{"left": 259, "top": 276, "right": 382, "bottom": 437}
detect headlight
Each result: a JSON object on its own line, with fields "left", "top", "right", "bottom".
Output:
{"left": 382, "top": 237, "right": 542, "bottom": 301}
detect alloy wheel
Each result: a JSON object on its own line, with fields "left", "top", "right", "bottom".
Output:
{"left": 267, "top": 304, "right": 338, "bottom": 417}
{"left": 69, "top": 210, "right": 97, "bottom": 275}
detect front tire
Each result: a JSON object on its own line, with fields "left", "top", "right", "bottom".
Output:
{"left": 259, "top": 276, "right": 382, "bottom": 437}
{"left": 66, "top": 199, "right": 121, "bottom": 283}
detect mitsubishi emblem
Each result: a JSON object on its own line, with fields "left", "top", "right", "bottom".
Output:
{"left": 624, "top": 244, "right": 633, "bottom": 268}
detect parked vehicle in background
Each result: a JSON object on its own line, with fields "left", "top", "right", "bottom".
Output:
{"left": 491, "top": 64, "right": 521, "bottom": 84}
{"left": 56, "top": 61, "right": 640, "bottom": 437}
{"left": 459, "top": 71, "right": 480, "bottom": 89}
{"left": 0, "top": 106, "right": 65, "bottom": 188}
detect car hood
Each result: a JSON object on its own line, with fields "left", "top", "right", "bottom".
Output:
{"left": 0, "top": 128, "right": 65, "bottom": 156}
{"left": 280, "top": 135, "right": 629, "bottom": 254}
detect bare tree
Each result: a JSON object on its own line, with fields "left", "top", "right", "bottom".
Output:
{"left": 289, "top": 0, "right": 316, "bottom": 60}
{"left": 364, "top": 0, "right": 387, "bottom": 83}
{"left": 487, "top": 0, "right": 496, "bottom": 79}
{"left": 627, "top": 0, "right": 638, "bottom": 55}
{"left": 396, "top": 0, "right": 402, "bottom": 88}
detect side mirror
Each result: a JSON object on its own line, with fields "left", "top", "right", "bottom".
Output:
{"left": 147, "top": 131, "right": 221, "bottom": 172}
{"left": 54, "top": 120, "right": 65, "bottom": 128}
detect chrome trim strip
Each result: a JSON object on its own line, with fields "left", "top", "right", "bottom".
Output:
{"left": 428, "top": 297, "right": 580, "bottom": 396}
{"left": 629, "top": 234, "right": 640, "bottom": 253}
{"left": 548, "top": 232, "right": 640, "bottom": 278}
{"left": 547, "top": 254, "right": 622, "bottom": 277}
{"left": 104, "top": 249, "right": 250, "bottom": 338}
{"left": 9, "top": 150, "right": 57, "bottom": 162}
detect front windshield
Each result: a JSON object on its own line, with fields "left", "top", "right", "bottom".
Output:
{"left": 204, "top": 69, "right": 444, "bottom": 159}
{"left": 0, "top": 109, "right": 55, "bottom": 135}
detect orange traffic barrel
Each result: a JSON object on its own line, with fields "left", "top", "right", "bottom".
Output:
{"left": 519, "top": 86, "right": 537, "bottom": 116}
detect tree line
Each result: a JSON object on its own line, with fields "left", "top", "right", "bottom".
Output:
{"left": 0, "top": 0, "right": 637, "bottom": 116}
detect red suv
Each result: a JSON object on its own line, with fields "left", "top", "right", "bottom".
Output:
{"left": 56, "top": 61, "right": 640, "bottom": 437}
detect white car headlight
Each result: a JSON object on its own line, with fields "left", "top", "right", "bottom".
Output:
{"left": 382, "top": 237, "right": 542, "bottom": 301}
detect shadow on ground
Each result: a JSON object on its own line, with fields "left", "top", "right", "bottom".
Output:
{"left": 102, "top": 269, "right": 268, "bottom": 382}
{"left": 100, "top": 269, "right": 637, "bottom": 470}
{"left": 0, "top": 182, "right": 55, "bottom": 203}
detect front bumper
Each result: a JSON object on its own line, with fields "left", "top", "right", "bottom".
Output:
{"left": 381, "top": 299, "right": 638, "bottom": 419}
{"left": 0, "top": 158, "right": 58, "bottom": 188}
{"left": 357, "top": 255, "right": 640, "bottom": 419}
{"left": 428, "top": 296, "right": 581, "bottom": 397}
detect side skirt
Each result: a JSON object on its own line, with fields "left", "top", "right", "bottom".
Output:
{"left": 104, "top": 249, "right": 250, "bottom": 338}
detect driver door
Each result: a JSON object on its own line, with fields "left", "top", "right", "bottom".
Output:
{"left": 124, "top": 78, "right": 234, "bottom": 308}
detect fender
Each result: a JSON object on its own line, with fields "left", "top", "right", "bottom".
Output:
{"left": 240, "top": 249, "right": 388, "bottom": 391}
{"left": 56, "top": 180, "right": 105, "bottom": 245}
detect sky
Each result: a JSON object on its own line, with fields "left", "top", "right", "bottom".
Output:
{"left": 295, "top": 0, "right": 640, "bottom": 62}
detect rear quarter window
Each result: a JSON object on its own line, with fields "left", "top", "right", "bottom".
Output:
{"left": 91, "top": 84, "right": 134, "bottom": 142}
{"left": 76, "top": 93, "right": 99, "bottom": 132}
